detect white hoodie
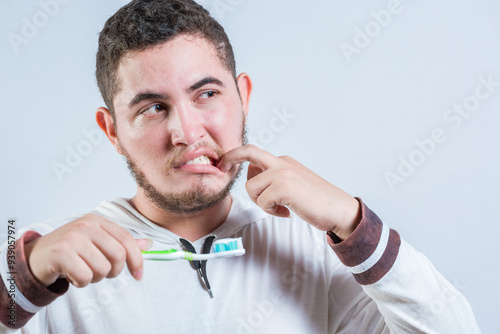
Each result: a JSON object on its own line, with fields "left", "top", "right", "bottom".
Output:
{"left": 0, "top": 195, "right": 480, "bottom": 333}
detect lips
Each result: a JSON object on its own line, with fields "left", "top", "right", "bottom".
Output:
{"left": 184, "top": 155, "right": 216, "bottom": 166}
{"left": 174, "top": 148, "right": 221, "bottom": 170}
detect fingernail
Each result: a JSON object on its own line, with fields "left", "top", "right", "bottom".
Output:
{"left": 218, "top": 164, "right": 227, "bottom": 172}
{"left": 144, "top": 238, "right": 153, "bottom": 250}
{"left": 137, "top": 238, "right": 153, "bottom": 250}
{"left": 266, "top": 208, "right": 276, "bottom": 215}
{"left": 134, "top": 268, "right": 143, "bottom": 281}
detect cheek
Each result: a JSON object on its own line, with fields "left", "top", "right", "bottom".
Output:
{"left": 206, "top": 104, "right": 244, "bottom": 147}
{"left": 119, "top": 121, "right": 168, "bottom": 157}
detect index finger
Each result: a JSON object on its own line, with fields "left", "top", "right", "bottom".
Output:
{"left": 97, "top": 216, "right": 144, "bottom": 280}
{"left": 218, "top": 144, "right": 276, "bottom": 172}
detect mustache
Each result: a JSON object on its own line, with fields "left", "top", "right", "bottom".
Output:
{"left": 164, "top": 142, "right": 225, "bottom": 173}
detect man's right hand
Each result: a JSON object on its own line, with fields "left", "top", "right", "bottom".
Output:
{"left": 23, "top": 214, "right": 150, "bottom": 288}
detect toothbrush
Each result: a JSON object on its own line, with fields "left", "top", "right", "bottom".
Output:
{"left": 142, "top": 237, "right": 245, "bottom": 261}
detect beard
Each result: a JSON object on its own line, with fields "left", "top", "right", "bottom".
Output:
{"left": 119, "top": 121, "right": 247, "bottom": 216}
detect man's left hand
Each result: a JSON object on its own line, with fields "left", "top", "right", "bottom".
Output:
{"left": 218, "top": 145, "right": 361, "bottom": 240}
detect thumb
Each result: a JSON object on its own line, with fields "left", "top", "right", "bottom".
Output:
{"left": 266, "top": 205, "right": 291, "bottom": 218}
{"left": 136, "top": 238, "right": 153, "bottom": 251}
{"left": 247, "top": 163, "right": 263, "bottom": 180}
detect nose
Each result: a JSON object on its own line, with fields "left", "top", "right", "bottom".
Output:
{"left": 169, "top": 102, "right": 205, "bottom": 146}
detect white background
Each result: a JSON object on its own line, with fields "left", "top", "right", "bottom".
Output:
{"left": 1, "top": 0, "right": 499, "bottom": 332}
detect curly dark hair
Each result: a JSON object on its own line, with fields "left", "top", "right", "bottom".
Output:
{"left": 96, "top": 0, "right": 236, "bottom": 117}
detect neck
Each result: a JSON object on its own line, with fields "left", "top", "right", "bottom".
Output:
{"left": 129, "top": 190, "right": 233, "bottom": 242}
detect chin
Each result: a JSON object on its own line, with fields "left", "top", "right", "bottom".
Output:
{"left": 131, "top": 157, "right": 243, "bottom": 215}
{"left": 146, "top": 180, "right": 233, "bottom": 215}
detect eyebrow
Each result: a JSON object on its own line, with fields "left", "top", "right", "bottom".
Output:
{"left": 186, "top": 76, "right": 224, "bottom": 94}
{"left": 128, "top": 92, "right": 167, "bottom": 108}
{"left": 127, "top": 76, "right": 225, "bottom": 109}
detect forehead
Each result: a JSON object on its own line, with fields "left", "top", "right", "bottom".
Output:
{"left": 115, "top": 35, "right": 227, "bottom": 97}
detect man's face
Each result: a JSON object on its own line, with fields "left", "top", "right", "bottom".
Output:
{"left": 110, "top": 35, "right": 249, "bottom": 214}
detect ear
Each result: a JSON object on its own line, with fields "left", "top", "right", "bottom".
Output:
{"left": 236, "top": 73, "right": 253, "bottom": 118}
{"left": 96, "top": 107, "right": 124, "bottom": 155}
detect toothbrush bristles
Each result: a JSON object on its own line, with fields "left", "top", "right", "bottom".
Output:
{"left": 212, "top": 238, "right": 243, "bottom": 253}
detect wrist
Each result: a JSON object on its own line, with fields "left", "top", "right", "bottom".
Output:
{"left": 23, "top": 237, "right": 46, "bottom": 286}
{"left": 24, "top": 237, "right": 58, "bottom": 287}
{"left": 328, "top": 197, "right": 362, "bottom": 242}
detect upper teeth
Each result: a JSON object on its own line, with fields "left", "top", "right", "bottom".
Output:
{"left": 185, "top": 155, "right": 211, "bottom": 165}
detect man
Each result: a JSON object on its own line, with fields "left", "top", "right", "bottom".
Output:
{"left": 0, "top": 0, "right": 480, "bottom": 332}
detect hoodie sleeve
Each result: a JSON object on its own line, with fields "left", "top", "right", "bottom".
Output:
{"left": 0, "top": 231, "right": 69, "bottom": 329}
{"left": 327, "top": 198, "right": 481, "bottom": 333}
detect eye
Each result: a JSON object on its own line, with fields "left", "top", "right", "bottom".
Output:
{"left": 197, "top": 90, "right": 219, "bottom": 102}
{"left": 141, "top": 103, "right": 166, "bottom": 115}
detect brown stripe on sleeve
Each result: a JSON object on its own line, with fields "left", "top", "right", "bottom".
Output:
{"left": 327, "top": 198, "right": 384, "bottom": 267}
{"left": 327, "top": 198, "right": 402, "bottom": 285}
{"left": 0, "top": 272, "right": 35, "bottom": 328}
{"left": 0, "top": 231, "right": 69, "bottom": 328}
{"left": 352, "top": 229, "right": 401, "bottom": 285}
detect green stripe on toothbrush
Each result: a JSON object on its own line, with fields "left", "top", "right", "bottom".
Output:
{"left": 142, "top": 249, "right": 179, "bottom": 255}
{"left": 141, "top": 249, "right": 180, "bottom": 261}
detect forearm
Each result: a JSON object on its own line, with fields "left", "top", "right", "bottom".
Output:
{"left": 364, "top": 240, "right": 480, "bottom": 333}
{"left": 327, "top": 200, "right": 480, "bottom": 333}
